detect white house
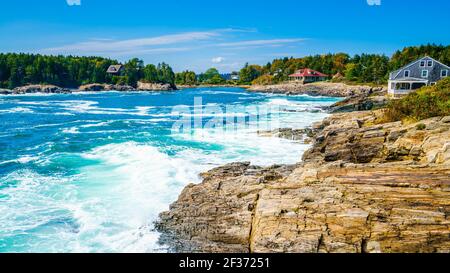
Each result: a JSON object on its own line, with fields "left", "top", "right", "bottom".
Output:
{"left": 388, "top": 56, "right": 449, "bottom": 96}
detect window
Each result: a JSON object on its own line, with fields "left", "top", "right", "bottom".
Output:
{"left": 399, "top": 83, "right": 411, "bottom": 90}
{"left": 427, "top": 60, "right": 433, "bottom": 67}
{"left": 420, "top": 61, "right": 426, "bottom": 67}
{"left": 421, "top": 70, "right": 429, "bottom": 78}
{"left": 404, "top": 70, "right": 410, "bottom": 77}
{"left": 442, "top": 70, "right": 448, "bottom": 77}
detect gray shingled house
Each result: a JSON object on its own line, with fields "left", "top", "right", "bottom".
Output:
{"left": 388, "top": 56, "right": 449, "bottom": 96}
{"left": 106, "top": 65, "right": 124, "bottom": 75}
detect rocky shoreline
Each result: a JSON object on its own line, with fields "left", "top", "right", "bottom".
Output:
{"left": 1, "top": 82, "right": 380, "bottom": 97}
{"left": 0, "top": 82, "right": 177, "bottom": 95}
{"left": 156, "top": 108, "right": 450, "bottom": 253}
{"left": 248, "top": 82, "right": 386, "bottom": 98}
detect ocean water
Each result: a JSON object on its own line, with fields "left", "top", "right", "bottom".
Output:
{"left": 0, "top": 87, "right": 340, "bottom": 253}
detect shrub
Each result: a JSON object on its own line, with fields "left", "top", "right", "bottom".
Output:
{"left": 416, "top": 123, "right": 426, "bottom": 130}
{"left": 384, "top": 77, "right": 450, "bottom": 122}
{"left": 252, "top": 75, "right": 274, "bottom": 85}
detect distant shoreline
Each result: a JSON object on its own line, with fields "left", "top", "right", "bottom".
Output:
{"left": 1, "top": 82, "right": 387, "bottom": 99}
{"left": 0, "top": 82, "right": 177, "bottom": 95}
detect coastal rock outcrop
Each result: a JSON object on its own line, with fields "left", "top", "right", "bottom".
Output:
{"left": 303, "top": 111, "right": 450, "bottom": 165}
{"left": 12, "top": 84, "right": 70, "bottom": 94}
{"left": 0, "top": 88, "right": 12, "bottom": 95}
{"left": 137, "top": 81, "right": 176, "bottom": 91}
{"left": 257, "top": 128, "right": 313, "bottom": 142}
{"left": 156, "top": 111, "right": 450, "bottom": 253}
{"left": 248, "top": 82, "right": 387, "bottom": 98}
{"left": 78, "top": 83, "right": 135, "bottom": 92}
{"left": 326, "top": 90, "right": 389, "bottom": 113}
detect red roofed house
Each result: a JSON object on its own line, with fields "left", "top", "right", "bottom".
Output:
{"left": 289, "top": 68, "right": 328, "bottom": 84}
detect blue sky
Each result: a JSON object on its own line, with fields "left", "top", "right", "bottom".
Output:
{"left": 1, "top": 0, "right": 449, "bottom": 72}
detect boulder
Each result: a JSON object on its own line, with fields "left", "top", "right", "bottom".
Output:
{"left": 137, "top": 81, "right": 176, "bottom": 91}
{"left": 78, "top": 83, "right": 135, "bottom": 92}
{"left": 0, "top": 88, "right": 12, "bottom": 95}
{"left": 13, "top": 84, "right": 70, "bottom": 94}
{"left": 78, "top": 83, "right": 108, "bottom": 91}
{"left": 257, "top": 128, "right": 307, "bottom": 141}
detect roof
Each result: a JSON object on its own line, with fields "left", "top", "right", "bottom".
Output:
{"left": 389, "top": 56, "right": 450, "bottom": 80}
{"left": 107, "top": 65, "right": 123, "bottom": 73}
{"left": 289, "top": 68, "right": 328, "bottom": 78}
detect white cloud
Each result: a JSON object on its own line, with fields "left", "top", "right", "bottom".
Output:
{"left": 217, "top": 38, "right": 305, "bottom": 48}
{"left": 66, "top": 0, "right": 81, "bottom": 6}
{"left": 44, "top": 31, "right": 221, "bottom": 55}
{"left": 212, "top": 57, "right": 225, "bottom": 63}
{"left": 213, "top": 62, "right": 243, "bottom": 71}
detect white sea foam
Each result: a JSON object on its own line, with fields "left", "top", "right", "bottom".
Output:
{"left": 199, "top": 90, "right": 252, "bottom": 96}
{"left": 0, "top": 170, "right": 78, "bottom": 251}
{"left": 0, "top": 88, "right": 340, "bottom": 253}
{"left": 80, "top": 121, "right": 112, "bottom": 128}
{"left": 55, "top": 100, "right": 156, "bottom": 116}
{"left": 62, "top": 127, "right": 80, "bottom": 134}
{"left": 0, "top": 107, "right": 34, "bottom": 114}
{"left": 0, "top": 155, "right": 39, "bottom": 166}
{"left": 72, "top": 142, "right": 200, "bottom": 252}
{"left": 0, "top": 143, "right": 200, "bottom": 252}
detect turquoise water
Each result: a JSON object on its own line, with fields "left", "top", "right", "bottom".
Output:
{"left": 0, "top": 87, "right": 339, "bottom": 253}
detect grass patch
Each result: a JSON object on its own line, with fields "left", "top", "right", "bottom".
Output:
{"left": 416, "top": 123, "right": 427, "bottom": 130}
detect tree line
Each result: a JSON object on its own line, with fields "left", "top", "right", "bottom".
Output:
{"left": 176, "top": 44, "right": 450, "bottom": 86}
{"left": 175, "top": 68, "right": 232, "bottom": 86}
{"left": 1, "top": 44, "right": 448, "bottom": 89}
{"left": 247, "top": 44, "right": 450, "bottom": 85}
{"left": 0, "top": 54, "right": 175, "bottom": 89}
{"left": 121, "top": 58, "right": 175, "bottom": 87}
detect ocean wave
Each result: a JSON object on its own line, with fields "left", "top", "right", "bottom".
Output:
{"left": 0, "top": 87, "right": 340, "bottom": 253}
{"left": 199, "top": 90, "right": 252, "bottom": 96}
{"left": 80, "top": 121, "right": 112, "bottom": 128}
{"left": 0, "top": 155, "right": 40, "bottom": 166}
{"left": 0, "top": 107, "right": 35, "bottom": 114}
{"left": 73, "top": 142, "right": 201, "bottom": 252}
{"left": 62, "top": 127, "right": 80, "bottom": 134}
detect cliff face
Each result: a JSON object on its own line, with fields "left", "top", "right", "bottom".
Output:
{"left": 156, "top": 111, "right": 450, "bottom": 253}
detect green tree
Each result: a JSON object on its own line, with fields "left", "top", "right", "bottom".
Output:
{"left": 239, "top": 63, "right": 262, "bottom": 84}
{"left": 198, "top": 68, "right": 225, "bottom": 84}
{"left": 157, "top": 62, "right": 175, "bottom": 85}
{"left": 143, "top": 64, "right": 158, "bottom": 83}
{"left": 175, "top": 70, "right": 197, "bottom": 85}
{"left": 124, "top": 58, "right": 144, "bottom": 86}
